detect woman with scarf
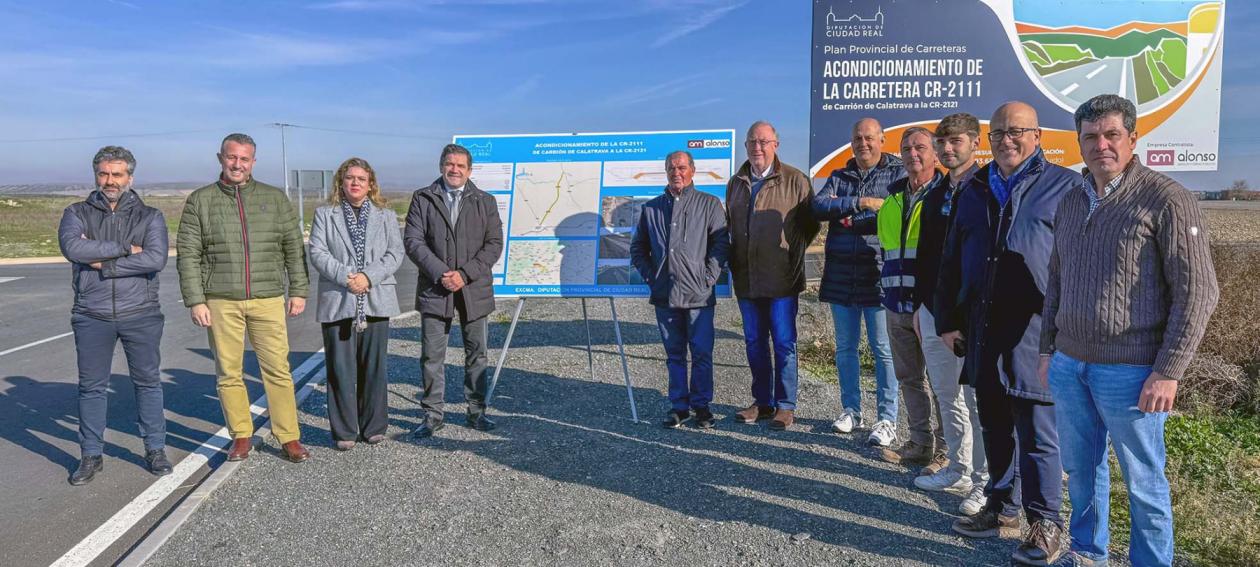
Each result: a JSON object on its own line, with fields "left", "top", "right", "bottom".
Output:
{"left": 309, "top": 157, "right": 404, "bottom": 450}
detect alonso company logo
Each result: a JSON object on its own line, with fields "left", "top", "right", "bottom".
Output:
{"left": 1146, "top": 149, "right": 1217, "bottom": 167}
{"left": 823, "top": 4, "right": 885, "bottom": 38}
{"left": 687, "top": 139, "right": 731, "bottom": 149}
{"left": 1147, "top": 150, "right": 1175, "bottom": 166}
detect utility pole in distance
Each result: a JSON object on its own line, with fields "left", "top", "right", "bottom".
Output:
{"left": 272, "top": 122, "right": 301, "bottom": 228}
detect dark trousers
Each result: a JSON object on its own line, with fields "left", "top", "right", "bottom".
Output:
{"left": 420, "top": 312, "right": 488, "bottom": 422}
{"left": 737, "top": 296, "right": 800, "bottom": 410}
{"left": 975, "top": 364, "right": 1064, "bottom": 524}
{"left": 321, "top": 317, "right": 390, "bottom": 442}
{"left": 654, "top": 305, "right": 715, "bottom": 412}
{"left": 71, "top": 310, "right": 166, "bottom": 457}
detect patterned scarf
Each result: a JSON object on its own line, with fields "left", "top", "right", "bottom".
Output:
{"left": 341, "top": 199, "right": 372, "bottom": 331}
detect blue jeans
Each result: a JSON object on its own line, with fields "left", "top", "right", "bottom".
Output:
{"left": 829, "top": 304, "right": 897, "bottom": 422}
{"left": 1049, "top": 352, "right": 1173, "bottom": 567}
{"left": 738, "top": 296, "right": 799, "bottom": 410}
{"left": 654, "top": 306, "right": 715, "bottom": 412}
{"left": 72, "top": 310, "right": 166, "bottom": 457}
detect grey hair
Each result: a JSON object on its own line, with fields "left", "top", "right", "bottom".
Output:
{"left": 746, "top": 120, "right": 778, "bottom": 141}
{"left": 92, "top": 145, "right": 136, "bottom": 175}
{"left": 852, "top": 117, "right": 883, "bottom": 135}
{"left": 1074, "top": 94, "right": 1137, "bottom": 134}
{"left": 901, "top": 127, "right": 934, "bottom": 143}
{"left": 440, "top": 143, "right": 473, "bottom": 168}
{"left": 665, "top": 150, "right": 694, "bottom": 169}
{"left": 220, "top": 133, "right": 256, "bottom": 153}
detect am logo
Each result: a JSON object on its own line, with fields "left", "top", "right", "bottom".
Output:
{"left": 686, "top": 140, "right": 704, "bottom": 149}
{"left": 1146, "top": 150, "right": 1175, "bottom": 166}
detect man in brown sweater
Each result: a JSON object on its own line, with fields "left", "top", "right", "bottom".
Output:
{"left": 727, "top": 121, "right": 820, "bottom": 430}
{"left": 1041, "top": 94, "right": 1219, "bottom": 567}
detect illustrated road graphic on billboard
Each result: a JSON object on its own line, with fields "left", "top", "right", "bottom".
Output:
{"left": 1016, "top": 1, "right": 1221, "bottom": 111}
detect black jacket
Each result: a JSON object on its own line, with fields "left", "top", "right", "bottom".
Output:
{"left": 629, "top": 184, "right": 729, "bottom": 309}
{"left": 58, "top": 190, "right": 168, "bottom": 320}
{"left": 916, "top": 163, "right": 978, "bottom": 316}
{"left": 403, "top": 179, "right": 504, "bottom": 321}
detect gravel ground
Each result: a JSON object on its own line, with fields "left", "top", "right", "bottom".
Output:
{"left": 147, "top": 298, "right": 1033, "bottom": 566}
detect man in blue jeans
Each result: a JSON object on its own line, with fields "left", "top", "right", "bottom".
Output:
{"left": 1042, "top": 94, "right": 1219, "bottom": 567}
{"left": 631, "top": 150, "right": 729, "bottom": 429}
{"left": 726, "top": 121, "right": 819, "bottom": 431}
{"left": 58, "top": 146, "right": 171, "bottom": 485}
{"left": 813, "top": 118, "right": 904, "bottom": 447}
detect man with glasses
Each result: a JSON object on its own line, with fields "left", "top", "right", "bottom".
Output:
{"left": 912, "top": 114, "right": 988, "bottom": 517}
{"left": 935, "top": 102, "right": 1080, "bottom": 565}
{"left": 727, "top": 121, "right": 819, "bottom": 431}
{"left": 813, "top": 118, "right": 903, "bottom": 448}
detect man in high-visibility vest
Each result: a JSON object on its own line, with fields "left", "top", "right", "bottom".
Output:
{"left": 875, "top": 126, "right": 945, "bottom": 469}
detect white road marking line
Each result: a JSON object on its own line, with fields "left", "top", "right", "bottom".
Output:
{"left": 1086, "top": 63, "right": 1108, "bottom": 80}
{"left": 0, "top": 331, "right": 74, "bottom": 357}
{"left": 50, "top": 350, "right": 328, "bottom": 567}
{"left": 0, "top": 276, "right": 23, "bottom": 284}
{"left": 1119, "top": 58, "right": 1130, "bottom": 97}
{"left": 1061, "top": 82, "right": 1081, "bottom": 96}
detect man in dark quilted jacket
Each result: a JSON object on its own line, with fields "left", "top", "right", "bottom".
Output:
{"left": 177, "top": 133, "right": 311, "bottom": 464}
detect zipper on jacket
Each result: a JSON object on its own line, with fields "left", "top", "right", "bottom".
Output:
{"left": 235, "top": 188, "right": 252, "bottom": 298}
{"left": 111, "top": 209, "right": 118, "bottom": 319}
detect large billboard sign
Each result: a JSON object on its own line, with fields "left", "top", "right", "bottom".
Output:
{"left": 809, "top": 1, "right": 1226, "bottom": 176}
{"left": 452, "top": 130, "right": 735, "bottom": 298}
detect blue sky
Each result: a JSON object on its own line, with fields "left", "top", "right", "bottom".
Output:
{"left": 0, "top": 0, "right": 1257, "bottom": 192}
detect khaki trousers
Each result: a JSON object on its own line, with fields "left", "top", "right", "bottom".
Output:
{"left": 887, "top": 310, "right": 943, "bottom": 449}
{"left": 206, "top": 296, "right": 301, "bottom": 443}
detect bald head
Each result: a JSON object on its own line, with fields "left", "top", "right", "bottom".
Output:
{"left": 989, "top": 101, "right": 1042, "bottom": 176}
{"left": 851, "top": 118, "right": 884, "bottom": 169}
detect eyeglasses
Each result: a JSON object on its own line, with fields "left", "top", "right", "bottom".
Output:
{"left": 745, "top": 139, "right": 778, "bottom": 147}
{"left": 987, "top": 127, "right": 1038, "bottom": 142}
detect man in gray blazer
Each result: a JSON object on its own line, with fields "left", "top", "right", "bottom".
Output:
{"left": 309, "top": 157, "right": 404, "bottom": 449}
{"left": 404, "top": 144, "right": 505, "bottom": 437}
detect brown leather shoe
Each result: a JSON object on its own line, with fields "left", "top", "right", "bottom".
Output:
{"left": 281, "top": 440, "right": 310, "bottom": 463}
{"left": 879, "top": 440, "right": 933, "bottom": 466}
{"left": 918, "top": 451, "right": 950, "bottom": 476}
{"left": 227, "top": 437, "right": 252, "bottom": 461}
{"left": 734, "top": 404, "right": 775, "bottom": 424}
{"left": 768, "top": 408, "right": 795, "bottom": 431}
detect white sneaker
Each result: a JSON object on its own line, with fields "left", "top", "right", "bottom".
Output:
{"left": 914, "top": 468, "right": 972, "bottom": 495}
{"left": 867, "top": 419, "right": 896, "bottom": 447}
{"left": 958, "top": 484, "right": 986, "bottom": 516}
{"left": 831, "top": 409, "right": 862, "bottom": 434}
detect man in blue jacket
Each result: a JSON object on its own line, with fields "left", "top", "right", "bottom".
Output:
{"left": 57, "top": 146, "right": 171, "bottom": 485}
{"left": 813, "top": 118, "right": 904, "bottom": 447}
{"left": 935, "top": 102, "right": 1080, "bottom": 565}
{"left": 631, "top": 150, "right": 729, "bottom": 429}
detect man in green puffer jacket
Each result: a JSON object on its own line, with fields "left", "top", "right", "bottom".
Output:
{"left": 177, "top": 132, "right": 311, "bottom": 463}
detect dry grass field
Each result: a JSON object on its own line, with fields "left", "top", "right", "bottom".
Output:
{"left": 0, "top": 194, "right": 413, "bottom": 258}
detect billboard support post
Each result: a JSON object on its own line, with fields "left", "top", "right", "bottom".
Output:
{"left": 485, "top": 297, "right": 639, "bottom": 422}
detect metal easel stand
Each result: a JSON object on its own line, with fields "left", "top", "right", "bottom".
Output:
{"left": 485, "top": 296, "right": 640, "bottom": 422}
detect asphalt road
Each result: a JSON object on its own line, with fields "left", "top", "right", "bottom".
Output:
{"left": 0, "top": 258, "right": 418, "bottom": 566}
{"left": 1041, "top": 57, "right": 1137, "bottom": 108}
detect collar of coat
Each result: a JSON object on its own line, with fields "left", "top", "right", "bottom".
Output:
{"left": 216, "top": 177, "right": 256, "bottom": 196}
{"left": 663, "top": 183, "right": 697, "bottom": 199}
{"left": 840, "top": 152, "right": 903, "bottom": 180}
{"left": 420, "top": 177, "right": 484, "bottom": 200}
{"left": 974, "top": 149, "right": 1045, "bottom": 195}
{"left": 1080, "top": 156, "right": 1144, "bottom": 201}
{"left": 888, "top": 169, "right": 945, "bottom": 197}
{"left": 86, "top": 188, "right": 142, "bottom": 213}
{"left": 734, "top": 156, "right": 782, "bottom": 184}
